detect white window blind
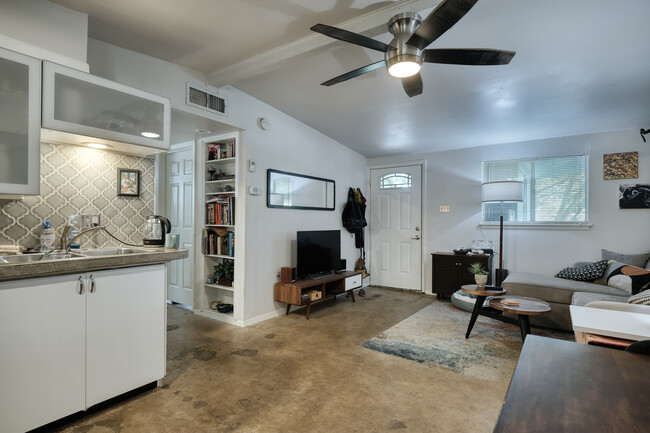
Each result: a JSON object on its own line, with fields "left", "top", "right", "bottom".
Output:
{"left": 482, "top": 155, "right": 587, "bottom": 224}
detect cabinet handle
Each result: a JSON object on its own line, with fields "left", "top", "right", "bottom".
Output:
{"left": 89, "top": 274, "right": 96, "bottom": 293}
{"left": 78, "top": 276, "right": 84, "bottom": 295}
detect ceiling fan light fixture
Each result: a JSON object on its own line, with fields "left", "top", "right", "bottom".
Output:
{"left": 388, "top": 61, "right": 421, "bottom": 78}
{"left": 386, "top": 53, "right": 422, "bottom": 78}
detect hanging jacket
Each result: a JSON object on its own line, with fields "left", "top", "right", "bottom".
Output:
{"left": 342, "top": 187, "right": 367, "bottom": 233}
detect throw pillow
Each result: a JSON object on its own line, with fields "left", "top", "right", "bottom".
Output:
{"left": 555, "top": 260, "right": 609, "bottom": 281}
{"left": 601, "top": 249, "right": 650, "bottom": 268}
{"left": 628, "top": 289, "right": 650, "bottom": 305}
{"left": 603, "top": 261, "right": 650, "bottom": 295}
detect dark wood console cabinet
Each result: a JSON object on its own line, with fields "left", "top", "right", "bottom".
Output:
{"left": 431, "top": 252, "right": 492, "bottom": 298}
{"left": 274, "top": 271, "right": 362, "bottom": 319}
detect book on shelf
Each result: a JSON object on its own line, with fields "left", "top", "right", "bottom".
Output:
{"left": 205, "top": 195, "right": 235, "bottom": 225}
{"left": 207, "top": 139, "right": 236, "bottom": 160}
{"left": 202, "top": 227, "right": 234, "bottom": 257}
{"left": 207, "top": 143, "right": 220, "bottom": 161}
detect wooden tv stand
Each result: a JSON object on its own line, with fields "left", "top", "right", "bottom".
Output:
{"left": 274, "top": 271, "right": 362, "bottom": 319}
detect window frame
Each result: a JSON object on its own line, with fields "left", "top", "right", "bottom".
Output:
{"left": 480, "top": 154, "right": 590, "bottom": 229}
{"left": 379, "top": 172, "right": 413, "bottom": 189}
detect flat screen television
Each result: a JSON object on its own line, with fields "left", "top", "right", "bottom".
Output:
{"left": 297, "top": 230, "right": 341, "bottom": 279}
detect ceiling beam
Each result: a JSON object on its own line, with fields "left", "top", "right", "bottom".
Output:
{"left": 207, "top": 0, "right": 442, "bottom": 88}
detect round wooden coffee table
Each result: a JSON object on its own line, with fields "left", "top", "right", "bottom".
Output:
{"left": 461, "top": 284, "right": 506, "bottom": 339}
{"left": 489, "top": 296, "right": 551, "bottom": 341}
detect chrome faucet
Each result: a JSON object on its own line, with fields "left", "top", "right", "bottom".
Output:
{"left": 61, "top": 225, "right": 106, "bottom": 252}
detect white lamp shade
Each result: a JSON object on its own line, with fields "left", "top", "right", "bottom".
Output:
{"left": 481, "top": 181, "right": 523, "bottom": 202}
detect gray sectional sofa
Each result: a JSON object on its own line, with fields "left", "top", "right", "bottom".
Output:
{"left": 502, "top": 253, "right": 650, "bottom": 331}
{"left": 501, "top": 272, "right": 629, "bottom": 331}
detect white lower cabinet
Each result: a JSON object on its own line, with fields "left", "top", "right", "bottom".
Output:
{"left": 86, "top": 265, "right": 166, "bottom": 406}
{"left": 0, "top": 264, "right": 166, "bottom": 433}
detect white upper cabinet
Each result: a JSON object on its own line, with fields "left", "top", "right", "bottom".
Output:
{"left": 0, "top": 47, "right": 41, "bottom": 196}
{"left": 42, "top": 61, "right": 170, "bottom": 154}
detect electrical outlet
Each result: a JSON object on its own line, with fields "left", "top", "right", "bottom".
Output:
{"left": 439, "top": 204, "right": 451, "bottom": 213}
{"left": 82, "top": 214, "right": 101, "bottom": 228}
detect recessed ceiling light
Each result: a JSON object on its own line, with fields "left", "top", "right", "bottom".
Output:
{"left": 141, "top": 132, "right": 161, "bottom": 138}
{"left": 83, "top": 142, "right": 112, "bottom": 149}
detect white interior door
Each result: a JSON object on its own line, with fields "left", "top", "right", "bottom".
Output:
{"left": 167, "top": 148, "right": 194, "bottom": 306}
{"left": 369, "top": 165, "right": 422, "bottom": 290}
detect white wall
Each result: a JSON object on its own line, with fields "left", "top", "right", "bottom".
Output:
{"left": 369, "top": 129, "right": 650, "bottom": 292}
{"left": 87, "top": 40, "right": 368, "bottom": 324}
{"left": 0, "top": 0, "right": 88, "bottom": 71}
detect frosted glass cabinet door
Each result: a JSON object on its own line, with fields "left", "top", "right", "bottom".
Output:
{"left": 0, "top": 47, "right": 41, "bottom": 195}
{"left": 42, "top": 61, "right": 170, "bottom": 150}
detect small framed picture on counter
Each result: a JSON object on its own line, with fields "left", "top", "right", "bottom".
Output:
{"left": 117, "top": 168, "right": 141, "bottom": 197}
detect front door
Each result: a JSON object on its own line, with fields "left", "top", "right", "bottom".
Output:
{"left": 166, "top": 148, "right": 194, "bottom": 306}
{"left": 369, "top": 165, "right": 423, "bottom": 290}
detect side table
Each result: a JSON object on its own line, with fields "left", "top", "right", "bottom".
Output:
{"left": 461, "top": 284, "right": 505, "bottom": 339}
{"left": 490, "top": 296, "right": 551, "bottom": 341}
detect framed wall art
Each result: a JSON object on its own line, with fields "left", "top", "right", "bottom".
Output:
{"left": 117, "top": 168, "right": 141, "bottom": 197}
{"left": 603, "top": 152, "right": 638, "bottom": 180}
{"left": 619, "top": 184, "right": 650, "bottom": 209}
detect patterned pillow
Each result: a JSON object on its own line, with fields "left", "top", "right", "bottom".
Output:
{"left": 628, "top": 289, "right": 650, "bottom": 305}
{"left": 603, "top": 261, "right": 650, "bottom": 295}
{"left": 555, "top": 260, "right": 609, "bottom": 281}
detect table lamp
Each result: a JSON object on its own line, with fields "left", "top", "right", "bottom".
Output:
{"left": 481, "top": 181, "right": 524, "bottom": 285}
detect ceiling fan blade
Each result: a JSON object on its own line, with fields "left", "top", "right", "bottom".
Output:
{"left": 311, "top": 24, "right": 390, "bottom": 53}
{"left": 407, "top": 0, "right": 479, "bottom": 50}
{"left": 401, "top": 73, "right": 423, "bottom": 97}
{"left": 423, "top": 48, "right": 515, "bottom": 65}
{"left": 321, "top": 60, "right": 386, "bottom": 86}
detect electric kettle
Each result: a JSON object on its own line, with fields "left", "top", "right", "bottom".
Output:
{"left": 143, "top": 215, "right": 171, "bottom": 247}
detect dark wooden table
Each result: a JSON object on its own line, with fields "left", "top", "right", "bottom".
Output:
{"left": 493, "top": 335, "right": 650, "bottom": 433}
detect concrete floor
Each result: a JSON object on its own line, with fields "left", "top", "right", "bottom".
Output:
{"left": 61, "top": 288, "right": 508, "bottom": 433}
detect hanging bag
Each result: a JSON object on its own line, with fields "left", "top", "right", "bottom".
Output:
{"left": 342, "top": 187, "right": 367, "bottom": 232}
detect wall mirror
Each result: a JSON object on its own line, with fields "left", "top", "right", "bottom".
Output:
{"left": 267, "top": 169, "right": 335, "bottom": 210}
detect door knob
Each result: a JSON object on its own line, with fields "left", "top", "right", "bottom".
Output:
{"left": 411, "top": 235, "right": 421, "bottom": 240}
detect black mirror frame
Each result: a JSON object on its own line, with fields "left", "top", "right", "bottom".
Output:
{"left": 266, "top": 169, "right": 335, "bottom": 211}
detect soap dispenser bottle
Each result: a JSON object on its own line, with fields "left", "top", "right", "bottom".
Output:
{"left": 68, "top": 215, "right": 80, "bottom": 249}
{"left": 40, "top": 220, "right": 55, "bottom": 251}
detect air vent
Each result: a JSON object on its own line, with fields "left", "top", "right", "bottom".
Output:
{"left": 186, "top": 84, "right": 226, "bottom": 115}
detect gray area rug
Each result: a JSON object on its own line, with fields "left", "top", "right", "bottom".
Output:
{"left": 361, "top": 300, "right": 573, "bottom": 383}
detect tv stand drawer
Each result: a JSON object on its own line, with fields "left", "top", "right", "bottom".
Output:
{"left": 345, "top": 274, "right": 362, "bottom": 291}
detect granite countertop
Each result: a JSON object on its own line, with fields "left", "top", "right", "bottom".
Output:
{"left": 0, "top": 248, "right": 189, "bottom": 282}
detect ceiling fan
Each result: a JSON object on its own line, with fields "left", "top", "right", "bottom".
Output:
{"left": 310, "top": 0, "right": 515, "bottom": 97}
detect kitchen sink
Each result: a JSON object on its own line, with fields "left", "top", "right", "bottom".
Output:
{"left": 77, "top": 247, "right": 155, "bottom": 257}
{"left": 0, "top": 253, "right": 84, "bottom": 264}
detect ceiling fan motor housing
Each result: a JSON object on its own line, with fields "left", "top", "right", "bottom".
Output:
{"left": 385, "top": 12, "right": 423, "bottom": 74}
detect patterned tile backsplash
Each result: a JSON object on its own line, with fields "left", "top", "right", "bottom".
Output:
{"left": 0, "top": 143, "right": 155, "bottom": 250}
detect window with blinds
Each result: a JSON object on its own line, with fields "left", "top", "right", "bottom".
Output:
{"left": 482, "top": 155, "right": 588, "bottom": 224}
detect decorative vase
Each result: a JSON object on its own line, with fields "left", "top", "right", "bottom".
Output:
{"left": 218, "top": 278, "right": 232, "bottom": 287}
{"left": 474, "top": 274, "right": 488, "bottom": 288}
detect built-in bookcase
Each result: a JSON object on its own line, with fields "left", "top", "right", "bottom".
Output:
{"left": 195, "top": 133, "right": 243, "bottom": 325}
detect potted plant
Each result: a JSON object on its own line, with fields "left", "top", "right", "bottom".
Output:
{"left": 213, "top": 260, "right": 234, "bottom": 287}
{"left": 468, "top": 262, "right": 489, "bottom": 288}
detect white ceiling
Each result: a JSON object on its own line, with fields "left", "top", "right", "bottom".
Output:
{"left": 51, "top": 0, "right": 650, "bottom": 158}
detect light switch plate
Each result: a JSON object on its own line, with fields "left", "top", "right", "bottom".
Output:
{"left": 249, "top": 186, "right": 261, "bottom": 195}
{"left": 439, "top": 204, "right": 451, "bottom": 213}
